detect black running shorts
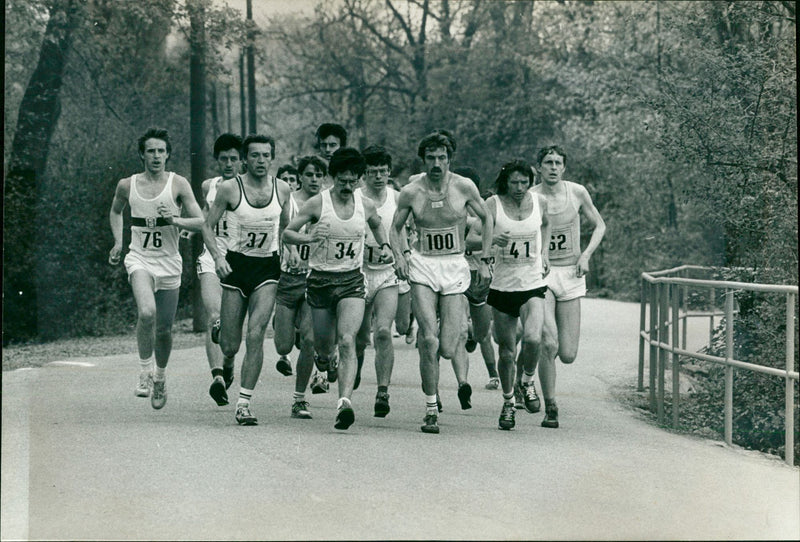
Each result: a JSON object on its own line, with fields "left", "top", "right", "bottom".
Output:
{"left": 221, "top": 251, "right": 281, "bottom": 298}
{"left": 306, "top": 268, "right": 365, "bottom": 309}
{"left": 487, "top": 286, "right": 548, "bottom": 318}
{"left": 276, "top": 271, "right": 308, "bottom": 309}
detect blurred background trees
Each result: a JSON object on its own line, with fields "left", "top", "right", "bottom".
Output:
{"left": 3, "top": 0, "right": 796, "bottom": 343}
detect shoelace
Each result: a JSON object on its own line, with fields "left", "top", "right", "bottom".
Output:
{"left": 525, "top": 384, "right": 538, "bottom": 400}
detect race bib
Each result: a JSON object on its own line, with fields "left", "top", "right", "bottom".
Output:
{"left": 135, "top": 228, "right": 165, "bottom": 251}
{"left": 326, "top": 235, "right": 362, "bottom": 263}
{"left": 418, "top": 226, "right": 461, "bottom": 256}
{"left": 500, "top": 233, "right": 539, "bottom": 265}
{"left": 549, "top": 226, "right": 575, "bottom": 258}
{"left": 239, "top": 220, "right": 276, "bottom": 256}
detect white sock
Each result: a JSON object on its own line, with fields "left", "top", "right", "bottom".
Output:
{"left": 238, "top": 387, "right": 254, "bottom": 406}
{"left": 139, "top": 357, "right": 154, "bottom": 373}
{"left": 337, "top": 397, "right": 352, "bottom": 410}
{"left": 522, "top": 371, "right": 535, "bottom": 385}
{"left": 154, "top": 365, "right": 166, "bottom": 381}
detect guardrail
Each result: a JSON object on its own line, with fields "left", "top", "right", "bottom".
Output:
{"left": 638, "top": 265, "right": 798, "bottom": 466}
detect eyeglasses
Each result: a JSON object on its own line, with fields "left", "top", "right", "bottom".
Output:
{"left": 366, "top": 168, "right": 390, "bottom": 177}
{"left": 336, "top": 177, "right": 360, "bottom": 186}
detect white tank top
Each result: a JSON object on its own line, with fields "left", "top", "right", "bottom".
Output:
{"left": 490, "top": 193, "right": 546, "bottom": 292}
{"left": 206, "top": 177, "right": 229, "bottom": 254}
{"left": 544, "top": 181, "right": 581, "bottom": 264}
{"left": 357, "top": 187, "right": 394, "bottom": 271}
{"left": 280, "top": 192, "right": 311, "bottom": 274}
{"left": 128, "top": 172, "right": 180, "bottom": 258}
{"left": 226, "top": 176, "right": 282, "bottom": 257}
{"left": 309, "top": 189, "right": 365, "bottom": 272}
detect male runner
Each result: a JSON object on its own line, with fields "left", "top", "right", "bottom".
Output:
{"left": 201, "top": 134, "right": 291, "bottom": 426}
{"left": 532, "top": 145, "right": 605, "bottom": 428}
{"left": 391, "top": 132, "right": 493, "bottom": 434}
{"left": 354, "top": 145, "right": 405, "bottom": 417}
{"left": 315, "top": 123, "right": 347, "bottom": 163}
{"left": 197, "top": 133, "right": 242, "bottom": 406}
{"left": 283, "top": 148, "right": 393, "bottom": 430}
{"left": 277, "top": 164, "right": 300, "bottom": 191}
{"left": 454, "top": 166, "right": 500, "bottom": 390}
{"left": 469, "top": 160, "right": 550, "bottom": 430}
{"left": 109, "top": 128, "right": 204, "bottom": 409}
{"left": 275, "top": 155, "right": 326, "bottom": 419}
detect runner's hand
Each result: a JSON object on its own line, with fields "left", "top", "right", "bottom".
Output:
{"left": 157, "top": 202, "right": 175, "bottom": 224}
{"left": 493, "top": 231, "right": 511, "bottom": 247}
{"left": 108, "top": 245, "right": 122, "bottom": 265}
{"left": 215, "top": 255, "right": 232, "bottom": 279}
{"left": 395, "top": 253, "right": 409, "bottom": 281}
{"left": 379, "top": 245, "right": 394, "bottom": 265}
{"left": 576, "top": 255, "right": 589, "bottom": 278}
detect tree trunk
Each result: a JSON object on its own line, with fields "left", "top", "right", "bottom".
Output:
{"left": 4, "top": 0, "right": 78, "bottom": 343}
{"left": 189, "top": 0, "right": 208, "bottom": 332}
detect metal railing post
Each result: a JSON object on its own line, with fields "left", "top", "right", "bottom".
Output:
{"left": 649, "top": 281, "right": 658, "bottom": 412}
{"left": 724, "top": 289, "right": 734, "bottom": 446}
{"left": 709, "top": 288, "right": 716, "bottom": 344}
{"left": 638, "top": 278, "right": 647, "bottom": 392}
{"left": 658, "top": 282, "right": 668, "bottom": 424}
{"left": 681, "top": 283, "right": 688, "bottom": 350}
{"left": 672, "top": 283, "right": 681, "bottom": 428}
{"left": 785, "top": 293, "right": 795, "bottom": 466}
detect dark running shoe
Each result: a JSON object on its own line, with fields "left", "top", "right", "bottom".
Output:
{"left": 223, "top": 365, "right": 234, "bottom": 389}
{"left": 210, "top": 319, "right": 221, "bottom": 344}
{"left": 235, "top": 404, "right": 258, "bottom": 426}
{"left": 465, "top": 337, "right": 477, "bottom": 353}
{"left": 209, "top": 376, "right": 229, "bottom": 406}
{"left": 457, "top": 383, "right": 472, "bottom": 410}
{"left": 522, "top": 381, "right": 541, "bottom": 413}
{"left": 421, "top": 412, "right": 440, "bottom": 434}
{"left": 541, "top": 404, "right": 559, "bottom": 428}
{"left": 498, "top": 402, "right": 516, "bottom": 430}
{"left": 151, "top": 378, "right": 167, "bottom": 410}
{"left": 374, "top": 391, "right": 390, "bottom": 418}
{"left": 334, "top": 405, "right": 355, "bottom": 430}
{"left": 276, "top": 356, "right": 293, "bottom": 376}
{"left": 291, "top": 400, "right": 312, "bottom": 419}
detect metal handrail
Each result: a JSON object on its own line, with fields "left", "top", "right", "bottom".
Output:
{"left": 638, "top": 266, "right": 798, "bottom": 466}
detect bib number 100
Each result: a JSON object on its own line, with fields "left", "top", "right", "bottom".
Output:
{"left": 425, "top": 232, "right": 454, "bottom": 251}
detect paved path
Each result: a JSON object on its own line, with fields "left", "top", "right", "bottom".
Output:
{"left": 2, "top": 298, "right": 798, "bottom": 540}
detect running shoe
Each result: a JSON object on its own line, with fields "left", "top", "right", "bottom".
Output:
{"left": 541, "top": 404, "right": 559, "bottom": 428}
{"left": 223, "top": 364, "right": 234, "bottom": 389}
{"left": 209, "top": 376, "right": 229, "bottom": 406}
{"left": 405, "top": 322, "right": 417, "bottom": 345}
{"left": 374, "top": 391, "right": 390, "bottom": 418}
{"left": 313, "top": 354, "right": 329, "bottom": 372}
{"left": 485, "top": 377, "right": 500, "bottom": 390}
{"left": 465, "top": 337, "right": 477, "bottom": 353}
{"left": 235, "top": 404, "right": 258, "bottom": 425}
{"left": 151, "top": 377, "right": 167, "bottom": 410}
{"left": 327, "top": 353, "right": 339, "bottom": 383}
{"left": 135, "top": 372, "right": 151, "bottom": 397}
{"left": 276, "top": 355, "right": 293, "bottom": 376}
{"left": 421, "top": 412, "right": 440, "bottom": 434}
{"left": 457, "top": 383, "right": 472, "bottom": 410}
{"left": 498, "top": 402, "right": 516, "bottom": 430}
{"left": 334, "top": 404, "right": 355, "bottom": 430}
{"left": 291, "top": 400, "right": 312, "bottom": 419}
{"left": 522, "top": 381, "right": 541, "bottom": 413}
{"left": 514, "top": 382, "right": 524, "bottom": 410}
{"left": 310, "top": 372, "right": 329, "bottom": 394}
{"left": 210, "top": 319, "right": 221, "bottom": 344}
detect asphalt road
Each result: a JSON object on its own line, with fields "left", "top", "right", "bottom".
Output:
{"left": 2, "top": 298, "right": 798, "bottom": 540}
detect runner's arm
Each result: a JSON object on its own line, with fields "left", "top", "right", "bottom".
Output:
{"left": 108, "top": 178, "right": 130, "bottom": 264}
{"left": 163, "top": 176, "right": 204, "bottom": 231}
{"left": 576, "top": 185, "right": 605, "bottom": 277}
{"left": 283, "top": 195, "right": 324, "bottom": 245}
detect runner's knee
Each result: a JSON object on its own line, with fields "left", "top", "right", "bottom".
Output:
{"left": 373, "top": 325, "right": 392, "bottom": 345}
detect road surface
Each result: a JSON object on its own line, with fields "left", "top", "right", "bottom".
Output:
{"left": 2, "top": 298, "right": 798, "bottom": 540}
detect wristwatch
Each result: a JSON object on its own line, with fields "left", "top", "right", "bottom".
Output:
{"left": 479, "top": 256, "right": 495, "bottom": 265}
